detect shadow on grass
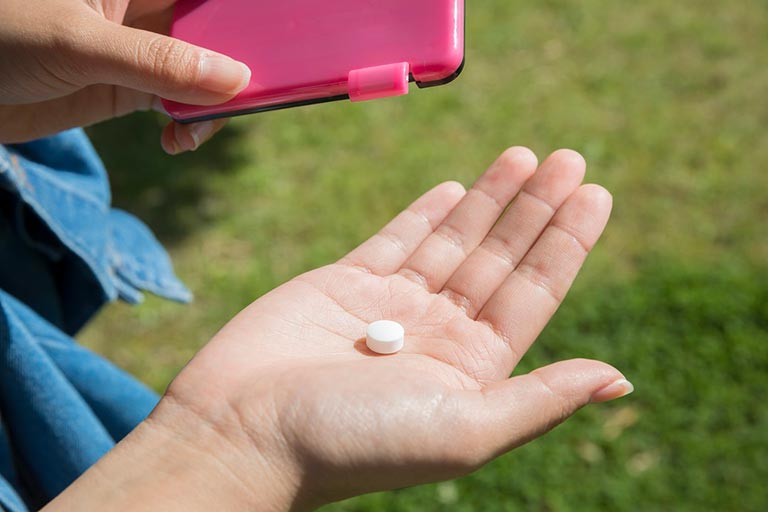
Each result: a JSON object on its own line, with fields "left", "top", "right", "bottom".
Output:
{"left": 86, "top": 112, "right": 247, "bottom": 245}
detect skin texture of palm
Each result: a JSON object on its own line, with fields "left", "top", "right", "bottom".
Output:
{"left": 157, "top": 147, "right": 630, "bottom": 509}
{"left": 41, "top": 147, "right": 632, "bottom": 512}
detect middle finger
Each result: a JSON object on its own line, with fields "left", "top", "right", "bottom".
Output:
{"left": 397, "top": 147, "right": 537, "bottom": 291}
{"left": 439, "top": 149, "right": 586, "bottom": 317}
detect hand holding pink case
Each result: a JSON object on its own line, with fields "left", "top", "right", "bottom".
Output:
{"left": 163, "top": 0, "right": 465, "bottom": 123}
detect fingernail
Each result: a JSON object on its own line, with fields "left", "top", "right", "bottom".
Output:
{"left": 198, "top": 54, "right": 251, "bottom": 95}
{"left": 170, "top": 140, "right": 183, "bottom": 155}
{"left": 173, "top": 123, "right": 196, "bottom": 153}
{"left": 188, "top": 121, "right": 216, "bottom": 150}
{"left": 163, "top": 143, "right": 179, "bottom": 156}
{"left": 590, "top": 379, "right": 634, "bottom": 403}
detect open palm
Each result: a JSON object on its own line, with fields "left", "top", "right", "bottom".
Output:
{"left": 167, "top": 148, "right": 631, "bottom": 508}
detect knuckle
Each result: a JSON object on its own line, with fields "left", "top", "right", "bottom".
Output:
{"left": 440, "top": 287, "right": 474, "bottom": 314}
{"left": 550, "top": 222, "right": 592, "bottom": 254}
{"left": 44, "top": 10, "right": 93, "bottom": 84}
{"left": 520, "top": 188, "right": 556, "bottom": 214}
{"left": 517, "top": 260, "right": 566, "bottom": 303}
{"left": 378, "top": 228, "right": 408, "bottom": 255}
{"left": 480, "top": 235, "right": 517, "bottom": 268}
{"left": 397, "top": 267, "right": 430, "bottom": 289}
{"left": 530, "top": 371, "right": 577, "bottom": 425}
{"left": 143, "top": 36, "right": 198, "bottom": 82}
{"left": 49, "top": 7, "right": 88, "bottom": 46}
{"left": 434, "top": 222, "right": 468, "bottom": 254}
{"left": 471, "top": 186, "right": 506, "bottom": 211}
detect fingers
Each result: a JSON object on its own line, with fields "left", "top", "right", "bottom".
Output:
{"left": 441, "top": 150, "right": 586, "bottom": 316}
{"left": 161, "top": 118, "right": 230, "bottom": 155}
{"left": 339, "top": 182, "right": 467, "bottom": 275}
{"left": 475, "top": 359, "right": 632, "bottom": 459}
{"left": 397, "top": 147, "right": 538, "bottom": 292}
{"left": 0, "top": 85, "right": 229, "bottom": 151}
{"left": 0, "top": 85, "right": 153, "bottom": 144}
{"left": 478, "top": 184, "right": 613, "bottom": 366}
{"left": 68, "top": 11, "right": 251, "bottom": 105}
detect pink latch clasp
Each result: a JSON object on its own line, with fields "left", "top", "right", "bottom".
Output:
{"left": 348, "top": 62, "right": 410, "bottom": 102}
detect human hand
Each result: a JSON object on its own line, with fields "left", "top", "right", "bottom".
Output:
{"left": 44, "top": 148, "right": 632, "bottom": 512}
{"left": 163, "top": 147, "right": 631, "bottom": 508}
{"left": 0, "top": 0, "right": 251, "bottom": 154}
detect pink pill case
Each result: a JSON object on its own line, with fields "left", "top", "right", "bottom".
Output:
{"left": 163, "top": 0, "right": 465, "bottom": 123}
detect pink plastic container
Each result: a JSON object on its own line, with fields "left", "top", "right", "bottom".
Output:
{"left": 163, "top": 0, "right": 465, "bottom": 122}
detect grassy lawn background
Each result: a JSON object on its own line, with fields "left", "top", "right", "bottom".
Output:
{"left": 82, "top": 1, "right": 767, "bottom": 510}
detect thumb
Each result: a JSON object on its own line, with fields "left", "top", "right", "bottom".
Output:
{"left": 477, "top": 359, "right": 634, "bottom": 458}
{"left": 71, "top": 14, "right": 251, "bottom": 105}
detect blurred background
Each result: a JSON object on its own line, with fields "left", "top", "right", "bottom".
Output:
{"left": 82, "top": 0, "right": 767, "bottom": 510}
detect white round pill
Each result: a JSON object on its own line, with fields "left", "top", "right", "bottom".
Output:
{"left": 366, "top": 320, "right": 405, "bottom": 355}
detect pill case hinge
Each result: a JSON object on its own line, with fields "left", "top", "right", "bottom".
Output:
{"left": 348, "top": 62, "right": 410, "bottom": 102}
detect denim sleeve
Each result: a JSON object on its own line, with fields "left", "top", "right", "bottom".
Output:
{"left": 0, "top": 129, "right": 191, "bottom": 510}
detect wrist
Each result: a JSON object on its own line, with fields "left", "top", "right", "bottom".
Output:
{"left": 43, "top": 393, "right": 305, "bottom": 512}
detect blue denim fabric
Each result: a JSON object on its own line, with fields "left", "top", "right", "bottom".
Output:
{"left": 0, "top": 129, "right": 192, "bottom": 510}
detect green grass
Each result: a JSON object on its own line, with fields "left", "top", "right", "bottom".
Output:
{"left": 82, "top": 0, "right": 768, "bottom": 510}
{"left": 328, "top": 261, "right": 768, "bottom": 511}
